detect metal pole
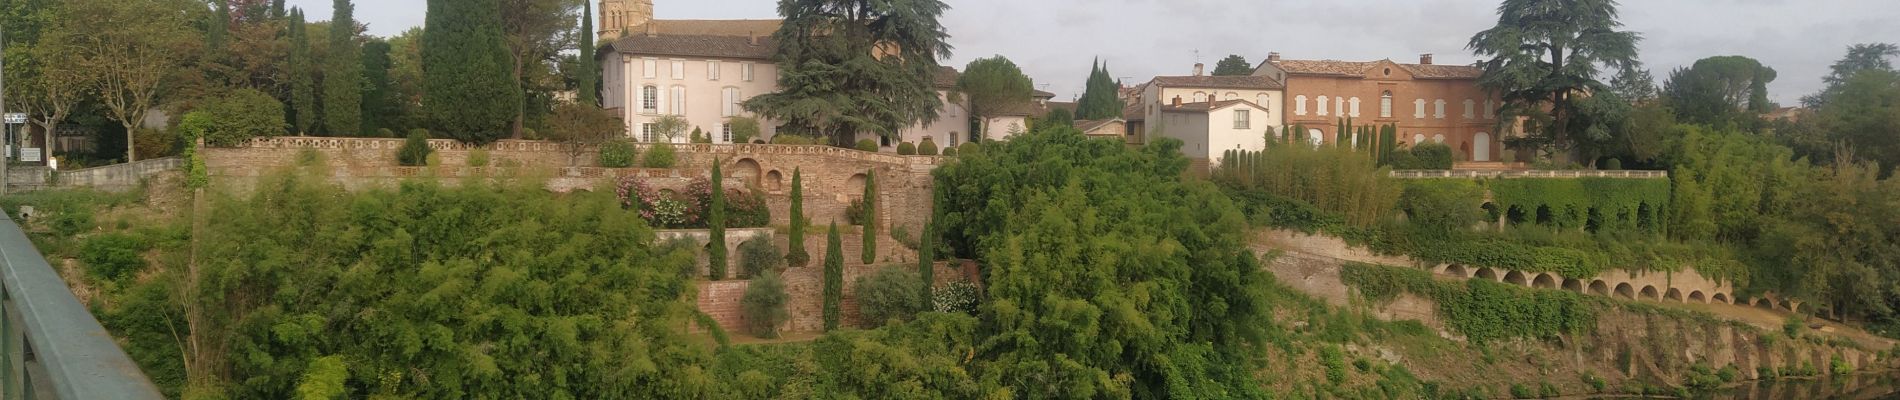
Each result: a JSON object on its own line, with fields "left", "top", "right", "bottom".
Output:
{"left": 2, "top": 24, "right": 10, "bottom": 196}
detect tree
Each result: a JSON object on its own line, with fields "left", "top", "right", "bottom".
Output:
{"left": 208, "top": 0, "right": 230, "bottom": 54}
{"left": 362, "top": 38, "right": 395, "bottom": 136}
{"left": 577, "top": 1, "right": 598, "bottom": 106}
{"left": 861, "top": 171, "right": 877, "bottom": 264}
{"left": 6, "top": 0, "right": 90, "bottom": 161}
{"left": 500, "top": 0, "right": 579, "bottom": 138}
{"left": 323, "top": 0, "right": 362, "bottom": 136}
{"left": 1804, "top": 43, "right": 1899, "bottom": 108}
{"left": 544, "top": 103, "right": 624, "bottom": 166}
{"left": 652, "top": 114, "right": 689, "bottom": 142}
{"left": 741, "top": 271, "right": 790, "bottom": 339}
{"left": 195, "top": 88, "right": 288, "bottom": 147}
{"left": 1041, "top": 108, "right": 1074, "bottom": 130}
{"left": 1212, "top": 54, "right": 1252, "bottom": 76}
{"left": 1468, "top": 0, "right": 1641, "bottom": 160}
{"left": 1074, "top": 59, "right": 1124, "bottom": 120}
{"left": 917, "top": 216, "right": 936, "bottom": 311}
{"left": 1611, "top": 67, "right": 1659, "bottom": 103}
{"left": 745, "top": 0, "right": 951, "bottom": 145}
{"left": 710, "top": 160, "right": 729, "bottom": 280}
{"left": 423, "top": 0, "right": 521, "bottom": 144}
{"left": 823, "top": 222, "right": 843, "bottom": 332}
{"left": 1814, "top": 70, "right": 1900, "bottom": 176}
{"left": 57, "top": 0, "right": 201, "bottom": 162}
{"left": 726, "top": 116, "right": 761, "bottom": 143}
{"left": 1664, "top": 56, "right": 1777, "bottom": 127}
{"left": 958, "top": 56, "right": 1033, "bottom": 137}
{"left": 288, "top": 8, "right": 316, "bottom": 134}
{"left": 788, "top": 168, "right": 810, "bottom": 267}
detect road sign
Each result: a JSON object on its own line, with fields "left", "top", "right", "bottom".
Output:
{"left": 3, "top": 113, "right": 24, "bottom": 124}
{"left": 21, "top": 148, "right": 40, "bottom": 162}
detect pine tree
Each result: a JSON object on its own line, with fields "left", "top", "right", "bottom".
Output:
{"left": 323, "top": 0, "right": 363, "bottom": 136}
{"left": 709, "top": 159, "right": 728, "bottom": 280}
{"left": 823, "top": 222, "right": 843, "bottom": 331}
{"left": 1075, "top": 59, "right": 1125, "bottom": 120}
{"left": 787, "top": 168, "right": 809, "bottom": 267}
{"left": 289, "top": 9, "right": 317, "bottom": 134}
{"left": 861, "top": 171, "right": 877, "bottom": 264}
{"left": 578, "top": 1, "right": 599, "bottom": 106}
{"left": 423, "top": 0, "right": 522, "bottom": 144}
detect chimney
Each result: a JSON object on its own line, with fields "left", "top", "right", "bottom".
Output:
{"left": 1268, "top": 52, "right": 1281, "bottom": 63}
{"left": 644, "top": 22, "right": 657, "bottom": 37}
{"left": 1172, "top": 96, "right": 1183, "bottom": 106}
{"left": 748, "top": 31, "right": 759, "bottom": 46}
{"left": 1420, "top": 53, "right": 1434, "bottom": 65}
{"left": 1193, "top": 63, "right": 1204, "bottom": 77}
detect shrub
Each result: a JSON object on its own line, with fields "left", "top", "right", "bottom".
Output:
{"left": 853, "top": 139, "right": 878, "bottom": 152}
{"left": 1783, "top": 316, "right": 1805, "bottom": 337}
{"left": 1398, "top": 180, "right": 1487, "bottom": 233}
{"left": 932, "top": 281, "right": 979, "bottom": 314}
{"left": 397, "top": 131, "right": 432, "bottom": 166}
{"left": 1390, "top": 143, "right": 1454, "bottom": 169}
{"left": 597, "top": 140, "right": 636, "bottom": 167}
{"left": 1603, "top": 158, "right": 1623, "bottom": 170}
{"left": 738, "top": 238, "right": 782, "bottom": 278}
{"left": 133, "top": 127, "right": 180, "bottom": 159}
{"left": 771, "top": 135, "right": 818, "bottom": 145}
{"left": 1539, "top": 381, "right": 1560, "bottom": 398}
{"left": 644, "top": 143, "right": 677, "bottom": 168}
{"left": 1509, "top": 383, "right": 1534, "bottom": 399}
{"left": 1831, "top": 355, "right": 1852, "bottom": 376}
{"left": 956, "top": 142, "right": 977, "bottom": 156}
{"left": 896, "top": 142, "right": 917, "bottom": 155}
{"left": 1582, "top": 372, "right": 1606, "bottom": 393}
{"left": 941, "top": 147, "right": 957, "bottom": 157}
{"left": 740, "top": 271, "right": 790, "bottom": 339}
{"left": 1320, "top": 345, "right": 1347, "bottom": 384}
{"left": 80, "top": 233, "right": 147, "bottom": 282}
{"left": 468, "top": 149, "right": 491, "bottom": 167}
{"left": 195, "top": 88, "right": 287, "bottom": 147}
{"left": 854, "top": 268, "right": 926, "bottom": 328}
{"left": 690, "top": 127, "right": 711, "bottom": 143}
{"left": 918, "top": 138, "right": 939, "bottom": 156}
{"left": 845, "top": 198, "right": 867, "bottom": 226}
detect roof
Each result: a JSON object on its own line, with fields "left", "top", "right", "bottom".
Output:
{"left": 1075, "top": 118, "right": 1124, "bottom": 133}
{"left": 1273, "top": 59, "right": 1483, "bottom": 80}
{"left": 604, "top": 19, "right": 782, "bottom": 60}
{"left": 932, "top": 66, "right": 960, "bottom": 88}
{"left": 1160, "top": 99, "right": 1269, "bottom": 114}
{"left": 1123, "top": 102, "right": 1145, "bottom": 121}
{"left": 1045, "top": 101, "right": 1077, "bottom": 115}
{"left": 628, "top": 19, "right": 783, "bottom": 37}
{"left": 1033, "top": 90, "right": 1056, "bottom": 99}
{"left": 1149, "top": 75, "right": 1285, "bottom": 90}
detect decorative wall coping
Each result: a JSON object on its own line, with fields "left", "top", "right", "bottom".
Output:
{"left": 1389, "top": 169, "right": 1668, "bottom": 179}
{"left": 232, "top": 137, "right": 951, "bottom": 167}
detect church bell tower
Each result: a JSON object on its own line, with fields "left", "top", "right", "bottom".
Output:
{"left": 598, "top": 0, "right": 654, "bottom": 41}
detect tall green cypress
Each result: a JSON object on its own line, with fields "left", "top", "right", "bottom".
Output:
{"left": 423, "top": 0, "right": 521, "bottom": 144}
{"left": 362, "top": 39, "right": 394, "bottom": 136}
{"left": 271, "top": 0, "right": 285, "bottom": 19}
{"left": 861, "top": 171, "right": 877, "bottom": 264}
{"left": 823, "top": 223, "right": 843, "bottom": 331}
{"left": 1379, "top": 124, "right": 1398, "bottom": 165}
{"left": 323, "top": 0, "right": 362, "bottom": 136}
{"left": 289, "top": 9, "right": 317, "bottom": 134}
{"left": 1075, "top": 59, "right": 1124, "bottom": 120}
{"left": 578, "top": 1, "right": 599, "bottom": 106}
{"left": 208, "top": 0, "right": 229, "bottom": 53}
{"left": 709, "top": 159, "right": 728, "bottom": 280}
{"left": 917, "top": 216, "right": 935, "bottom": 311}
{"left": 787, "top": 168, "right": 809, "bottom": 267}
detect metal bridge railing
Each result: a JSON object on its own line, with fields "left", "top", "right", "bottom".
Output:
{"left": 0, "top": 215, "right": 163, "bottom": 399}
{"left": 1389, "top": 169, "right": 1670, "bottom": 179}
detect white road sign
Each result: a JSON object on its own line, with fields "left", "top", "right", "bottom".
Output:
{"left": 3, "top": 113, "right": 25, "bottom": 124}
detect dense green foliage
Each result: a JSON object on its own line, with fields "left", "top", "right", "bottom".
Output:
{"left": 787, "top": 169, "right": 809, "bottom": 267}
{"left": 288, "top": 9, "right": 316, "bottom": 134}
{"left": 1387, "top": 143, "right": 1454, "bottom": 170}
{"left": 190, "top": 88, "right": 287, "bottom": 147}
{"left": 1664, "top": 56, "right": 1777, "bottom": 128}
{"left": 1213, "top": 54, "right": 1253, "bottom": 76}
{"left": 644, "top": 143, "right": 677, "bottom": 168}
{"left": 861, "top": 171, "right": 877, "bottom": 264}
{"left": 918, "top": 138, "right": 939, "bottom": 156}
{"left": 422, "top": 0, "right": 521, "bottom": 144}
{"left": 1469, "top": 0, "right": 1640, "bottom": 160}
{"left": 744, "top": 0, "right": 949, "bottom": 143}
{"left": 1340, "top": 263, "right": 1596, "bottom": 344}
{"left": 1214, "top": 145, "right": 1401, "bottom": 227}
{"left": 823, "top": 224, "right": 843, "bottom": 331}
{"left": 959, "top": 56, "right": 1035, "bottom": 135}
{"left": 597, "top": 139, "right": 636, "bottom": 168}
{"left": 397, "top": 131, "right": 432, "bottom": 166}
{"left": 853, "top": 268, "right": 926, "bottom": 328}
{"left": 710, "top": 161, "right": 728, "bottom": 280}
{"left": 1396, "top": 179, "right": 1486, "bottom": 234}
{"left": 896, "top": 142, "right": 916, "bottom": 155}
{"left": 322, "top": 0, "right": 363, "bottom": 136}
{"left": 738, "top": 238, "right": 781, "bottom": 279}
{"left": 852, "top": 139, "right": 877, "bottom": 152}
{"left": 1074, "top": 59, "right": 1125, "bottom": 120}
{"left": 576, "top": 1, "right": 598, "bottom": 106}
{"left": 917, "top": 217, "right": 937, "bottom": 312}
{"left": 742, "top": 272, "right": 790, "bottom": 339}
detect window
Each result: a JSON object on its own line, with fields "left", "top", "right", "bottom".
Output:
{"left": 1257, "top": 94, "right": 1271, "bottom": 111}
{"left": 669, "top": 86, "right": 686, "bottom": 114}
{"left": 1463, "top": 99, "right": 1476, "bottom": 119}
{"left": 722, "top": 88, "right": 742, "bottom": 117}
{"left": 1348, "top": 97, "right": 1362, "bottom": 117}
{"left": 722, "top": 124, "right": 733, "bottom": 143}
{"left": 1414, "top": 99, "right": 1426, "bottom": 118}
{"left": 742, "top": 63, "right": 754, "bottom": 82}
{"left": 1317, "top": 95, "right": 1329, "bottom": 116}
{"left": 1433, "top": 99, "right": 1446, "bottom": 119}
{"left": 708, "top": 60, "right": 721, "bottom": 81}
{"left": 1224, "top": 92, "right": 1239, "bottom": 101}
{"left": 1484, "top": 100, "right": 1496, "bottom": 119}
{"left": 1193, "top": 92, "right": 1208, "bottom": 103}
{"left": 1335, "top": 97, "right": 1345, "bottom": 118}
{"left": 670, "top": 61, "right": 685, "bottom": 80}
{"left": 1233, "top": 109, "right": 1251, "bottom": 129}
{"left": 1294, "top": 95, "right": 1308, "bottom": 115}
{"left": 1433, "top": 134, "right": 1446, "bottom": 144}
{"left": 641, "top": 85, "right": 659, "bottom": 113}
{"left": 642, "top": 123, "right": 658, "bottom": 142}
{"left": 642, "top": 59, "right": 657, "bottom": 79}
{"left": 1380, "top": 91, "right": 1394, "bottom": 118}
{"left": 1412, "top": 134, "right": 1425, "bottom": 145}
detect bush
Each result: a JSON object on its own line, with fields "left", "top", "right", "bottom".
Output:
{"left": 598, "top": 140, "right": 636, "bottom": 168}
{"left": 896, "top": 142, "right": 917, "bottom": 155}
{"left": 1399, "top": 180, "right": 1487, "bottom": 233}
{"left": 690, "top": 127, "right": 711, "bottom": 143}
{"left": 738, "top": 237, "right": 782, "bottom": 278}
{"left": 468, "top": 149, "right": 491, "bottom": 167}
{"left": 1320, "top": 345, "right": 1347, "bottom": 384}
{"left": 853, "top": 139, "right": 878, "bottom": 152}
{"left": 1509, "top": 383, "right": 1534, "bottom": 399}
{"left": 845, "top": 198, "right": 867, "bottom": 226}
{"left": 918, "top": 139, "right": 939, "bottom": 156}
{"left": 956, "top": 142, "right": 977, "bottom": 156}
{"left": 397, "top": 131, "right": 432, "bottom": 166}
{"left": 941, "top": 147, "right": 957, "bottom": 157}
{"left": 931, "top": 281, "right": 979, "bottom": 314}
{"left": 644, "top": 143, "right": 677, "bottom": 168}
{"left": 133, "top": 128, "right": 180, "bottom": 159}
{"left": 80, "top": 233, "right": 147, "bottom": 282}
{"left": 1831, "top": 355, "right": 1852, "bottom": 376}
{"left": 771, "top": 135, "right": 819, "bottom": 145}
{"left": 1603, "top": 158, "right": 1623, "bottom": 170}
{"left": 194, "top": 88, "right": 287, "bottom": 147}
{"left": 1391, "top": 143, "right": 1454, "bottom": 169}
{"left": 854, "top": 268, "right": 926, "bottom": 328}
{"left": 740, "top": 271, "right": 790, "bottom": 339}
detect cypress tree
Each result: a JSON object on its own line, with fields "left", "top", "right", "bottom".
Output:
{"left": 578, "top": 1, "right": 599, "bottom": 106}
{"left": 362, "top": 39, "right": 393, "bottom": 136}
{"left": 288, "top": 9, "right": 317, "bottom": 134}
{"left": 823, "top": 223, "right": 843, "bottom": 331}
{"left": 208, "top": 0, "right": 229, "bottom": 54}
{"left": 1379, "top": 124, "right": 1398, "bottom": 165}
{"left": 271, "top": 0, "right": 284, "bottom": 19}
{"left": 323, "top": 0, "right": 363, "bottom": 136}
{"left": 861, "top": 171, "right": 877, "bottom": 264}
{"left": 709, "top": 159, "right": 728, "bottom": 280}
{"left": 1075, "top": 59, "right": 1124, "bottom": 120}
{"left": 787, "top": 168, "right": 809, "bottom": 267}
{"left": 423, "top": 0, "right": 521, "bottom": 144}
{"left": 917, "top": 216, "right": 935, "bottom": 311}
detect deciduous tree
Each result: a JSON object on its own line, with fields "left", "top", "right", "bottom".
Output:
{"left": 500, "top": 0, "right": 579, "bottom": 138}
{"left": 958, "top": 56, "right": 1033, "bottom": 137}
{"left": 54, "top": 0, "right": 201, "bottom": 162}
{"left": 544, "top": 103, "right": 624, "bottom": 166}
{"left": 1212, "top": 54, "right": 1252, "bottom": 76}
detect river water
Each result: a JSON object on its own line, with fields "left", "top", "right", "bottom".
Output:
{"left": 1629, "top": 373, "right": 1900, "bottom": 399}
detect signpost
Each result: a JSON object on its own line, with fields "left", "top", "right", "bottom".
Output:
{"left": 2, "top": 113, "right": 23, "bottom": 124}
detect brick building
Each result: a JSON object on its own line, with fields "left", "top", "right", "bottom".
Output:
{"left": 1253, "top": 53, "right": 1506, "bottom": 162}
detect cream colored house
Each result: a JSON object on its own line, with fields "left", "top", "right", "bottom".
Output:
{"left": 599, "top": 20, "right": 784, "bottom": 143}
{"left": 1133, "top": 64, "right": 1286, "bottom": 165}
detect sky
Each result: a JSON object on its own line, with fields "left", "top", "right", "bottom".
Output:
{"left": 289, "top": 0, "right": 1900, "bottom": 105}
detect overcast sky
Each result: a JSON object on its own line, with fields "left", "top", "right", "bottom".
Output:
{"left": 289, "top": 0, "right": 1900, "bottom": 105}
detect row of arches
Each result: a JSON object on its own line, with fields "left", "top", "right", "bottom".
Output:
{"left": 1431, "top": 264, "right": 1735, "bottom": 306}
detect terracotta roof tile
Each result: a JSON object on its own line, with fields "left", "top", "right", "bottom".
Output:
{"left": 1123, "top": 102, "right": 1145, "bottom": 121}
{"left": 1150, "top": 75, "right": 1285, "bottom": 90}
{"left": 1161, "top": 99, "right": 1267, "bottom": 113}
{"left": 932, "top": 66, "right": 960, "bottom": 88}
{"left": 608, "top": 34, "right": 777, "bottom": 60}
{"left": 1075, "top": 118, "right": 1122, "bottom": 133}
{"left": 628, "top": 19, "right": 783, "bottom": 37}
{"left": 1274, "top": 59, "right": 1482, "bottom": 79}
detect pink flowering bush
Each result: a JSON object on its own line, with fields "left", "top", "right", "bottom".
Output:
{"left": 616, "top": 175, "right": 771, "bottom": 229}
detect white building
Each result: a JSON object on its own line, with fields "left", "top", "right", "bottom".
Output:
{"left": 1133, "top": 64, "right": 1287, "bottom": 165}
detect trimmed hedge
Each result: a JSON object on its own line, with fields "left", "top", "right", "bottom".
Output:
{"left": 897, "top": 142, "right": 917, "bottom": 155}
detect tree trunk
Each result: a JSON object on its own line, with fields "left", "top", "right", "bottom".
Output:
{"left": 511, "top": 54, "right": 526, "bottom": 139}
{"left": 124, "top": 121, "right": 139, "bottom": 162}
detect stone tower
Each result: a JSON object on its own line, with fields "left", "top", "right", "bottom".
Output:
{"left": 598, "top": 0, "right": 654, "bottom": 41}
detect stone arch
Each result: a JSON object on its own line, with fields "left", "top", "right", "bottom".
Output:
{"left": 1665, "top": 288, "right": 1684, "bottom": 302}
{"left": 1689, "top": 291, "right": 1707, "bottom": 303}
{"left": 1561, "top": 278, "right": 1584, "bottom": 293}
{"left": 1589, "top": 280, "right": 1610, "bottom": 296}
{"left": 764, "top": 170, "right": 785, "bottom": 192}
{"left": 1503, "top": 270, "right": 1529, "bottom": 286}
{"left": 1474, "top": 267, "right": 1499, "bottom": 282}
{"left": 1444, "top": 264, "right": 1468, "bottom": 278}
{"left": 845, "top": 173, "right": 868, "bottom": 196}
{"left": 732, "top": 158, "right": 763, "bottom": 187}
{"left": 1531, "top": 273, "right": 1558, "bottom": 289}
{"left": 1614, "top": 283, "right": 1636, "bottom": 299}
{"left": 1713, "top": 293, "right": 1730, "bottom": 304}
{"left": 1753, "top": 298, "right": 1774, "bottom": 309}
{"left": 1640, "top": 286, "right": 1660, "bottom": 301}
{"left": 1780, "top": 299, "right": 1799, "bottom": 313}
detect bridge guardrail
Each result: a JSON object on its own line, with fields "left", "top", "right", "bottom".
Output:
{"left": 0, "top": 215, "right": 163, "bottom": 399}
{"left": 1389, "top": 169, "right": 1669, "bottom": 179}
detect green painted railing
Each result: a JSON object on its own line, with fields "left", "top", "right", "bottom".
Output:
{"left": 0, "top": 215, "right": 162, "bottom": 399}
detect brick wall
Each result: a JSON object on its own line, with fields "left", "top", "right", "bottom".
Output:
{"left": 696, "top": 260, "right": 979, "bottom": 335}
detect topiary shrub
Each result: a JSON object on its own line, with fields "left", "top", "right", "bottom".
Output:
{"left": 854, "top": 139, "right": 879, "bottom": 152}
{"left": 738, "top": 237, "right": 782, "bottom": 278}
{"left": 854, "top": 267, "right": 925, "bottom": 328}
{"left": 896, "top": 142, "right": 917, "bottom": 155}
{"left": 956, "top": 142, "right": 977, "bottom": 156}
{"left": 771, "top": 135, "right": 818, "bottom": 145}
{"left": 918, "top": 139, "right": 939, "bottom": 156}
{"left": 644, "top": 142, "right": 677, "bottom": 168}
{"left": 941, "top": 147, "right": 958, "bottom": 157}
{"left": 1603, "top": 158, "right": 1623, "bottom": 170}
{"left": 397, "top": 130, "right": 432, "bottom": 166}
{"left": 597, "top": 139, "right": 636, "bottom": 167}
{"left": 740, "top": 271, "right": 790, "bottom": 339}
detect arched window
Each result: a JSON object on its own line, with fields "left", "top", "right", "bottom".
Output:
{"left": 1463, "top": 99, "right": 1476, "bottom": 119}
{"left": 1256, "top": 94, "right": 1272, "bottom": 116}
{"left": 1295, "top": 95, "right": 1308, "bottom": 115}
{"left": 1380, "top": 91, "right": 1393, "bottom": 118}
{"left": 670, "top": 86, "right": 687, "bottom": 114}
{"left": 1412, "top": 134, "right": 1425, "bottom": 145}
{"left": 1413, "top": 99, "right": 1427, "bottom": 118}
{"left": 1433, "top": 99, "right": 1446, "bottom": 119}
{"left": 1317, "top": 95, "right": 1330, "bottom": 116}
{"left": 1193, "top": 92, "right": 1208, "bottom": 103}
{"left": 1433, "top": 134, "right": 1446, "bottom": 144}
{"left": 1224, "top": 92, "right": 1240, "bottom": 100}
{"left": 641, "top": 85, "right": 659, "bottom": 113}
{"left": 1348, "top": 97, "right": 1362, "bottom": 117}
